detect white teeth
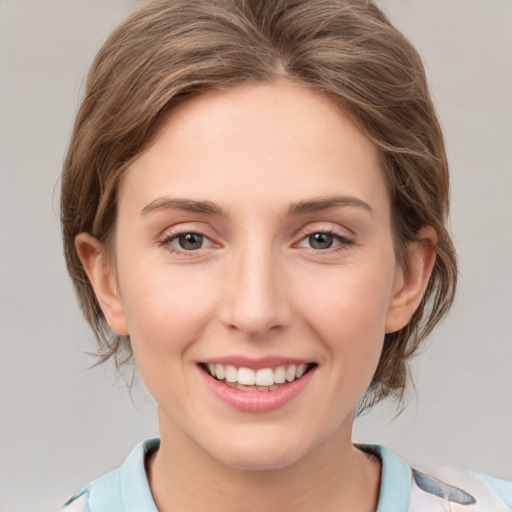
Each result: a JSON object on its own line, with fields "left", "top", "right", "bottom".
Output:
{"left": 205, "top": 363, "right": 311, "bottom": 387}
{"left": 255, "top": 368, "right": 274, "bottom": 386}
{"left": 274, "top": 366, "right": 286, "bottom": 384}
{"left": 286, "top": 365, "right": 296, "bottom": 382}
{"left": 296, "top": 364, "right": 307, "bottom": 378}
{"left": 215, "top": 364, "right": 225, "bottom": 380}
{"left": 237, "top": 383, "right": 256, "bottom": 391}
{"left": 225, "top": 365, "right": 238, "bottom": 383}
{"left": 237, "top": 367, "right": 256, "bottom": 385}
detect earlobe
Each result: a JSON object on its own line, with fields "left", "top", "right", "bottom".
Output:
{"left": 385, "top": 227, "right": 437, "bottom": 334}
{"left": 75, "top": 233, "right": 129, "bottom": 336}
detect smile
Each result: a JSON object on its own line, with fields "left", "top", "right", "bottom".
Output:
{"left": 203, "top": 363, "right": 313, "bottom": 390}
{"left": 198, "top": 360, "right": 317, "bottom": 413}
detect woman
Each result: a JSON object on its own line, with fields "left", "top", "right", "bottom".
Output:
{"left": 60, "top": 0, "right": 511, "bottom": 510}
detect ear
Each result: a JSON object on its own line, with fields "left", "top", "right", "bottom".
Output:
{"left": 385, "top": 226, "right": 437, "bottom": 333}
{"left": 75, "top": 233, "right": 129, "bottom": 336}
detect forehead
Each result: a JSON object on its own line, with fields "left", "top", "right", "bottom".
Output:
{"left": 120, "top": 81, "right": 389, "bottom": 218}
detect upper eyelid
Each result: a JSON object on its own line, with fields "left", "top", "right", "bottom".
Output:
{"left": 292, "top": 223, "right": 355, "bottom": 251}
{"left": 160, "top": 230, "right": 216, "bottom": 245}
{"left": 156, "top": 222, "right": 353, "bottom": 245}
{"left": 295, "top": 231, "right": 352, "bottom": 247}
{"left": 157, "top": 221, "right": 217, "bottom": 239}
{"left": 294, "top": 222, "right": 353, "bottom": 239}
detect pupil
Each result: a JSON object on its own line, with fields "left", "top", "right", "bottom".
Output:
{"left": 309, "top": 233, "right": 333, "bottom": 249}
{"left": 179, "top": 233, "right": 203, "bottom": 250}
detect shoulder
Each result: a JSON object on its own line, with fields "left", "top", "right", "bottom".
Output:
{"left": 60, "top": 439, "right": 160, "bottom": 512}
{"left": 360, "top": 445, "right": 512, "bottom": 512}
{"left": 60, "top": 467, "right": 122, "bottom": 512}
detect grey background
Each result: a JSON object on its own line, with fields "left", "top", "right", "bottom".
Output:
{"left": 0, "top": 1, "right": 511, "bottom": 511}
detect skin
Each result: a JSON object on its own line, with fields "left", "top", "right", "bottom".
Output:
{"left": 77, "top": 81, "right": 436, "bottom": 512}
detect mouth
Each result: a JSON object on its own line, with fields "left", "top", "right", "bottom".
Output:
{"left": 199, "top": 362, "right": 317, "bottom": 392}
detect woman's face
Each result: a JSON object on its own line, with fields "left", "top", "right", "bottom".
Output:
{"left": 90, "top": 82, "right": 418, "bottom": 470}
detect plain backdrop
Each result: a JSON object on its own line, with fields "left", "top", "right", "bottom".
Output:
{"left": 1, "top": 1, "right": 511, "bottom": 511}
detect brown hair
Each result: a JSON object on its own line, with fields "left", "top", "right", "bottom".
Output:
{"left": 61, "top": 0, "right": 457, "bottom": 411}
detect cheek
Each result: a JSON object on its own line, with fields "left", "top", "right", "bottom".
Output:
{"left": 298, "top": 263, "right": 395, "bottom": 336}
{"left": 118, "top": 261, "right": 217, "bottom": 361}
{"left": 119, "top": 270, "right": 218, "bottom": 412}
{"left": 295, "top": 260, "right": 395, "bottom": 378}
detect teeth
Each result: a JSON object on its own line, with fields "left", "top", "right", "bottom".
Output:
{"left": 205, "top": 363, "right": 311, "bottom": 387}
{"left": 215, "top": 364, "right": 225, "bottom": 380}
{"left": 274, "top": 366, "right": 286, "bottom": 384}
{"left": 286, "top": 365, "right": 296, "bottom": 382}
{"left": 296, "top": 364, "right": 307, "bottom": 378}
{"left": 255, "top": 368, "right": 274, "bottom": 386}
{"left": 238, "top": 367, "right": 256, "bottom": 385}
{"left": 237, "top": 383, "right": 257, "bottom": 391}
{"left": 225, "top": 365, "right": 238, "bottom": 383}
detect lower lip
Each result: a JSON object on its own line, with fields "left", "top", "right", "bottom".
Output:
{"left": 199, "top": 367, "right": 316, "bottom": 413}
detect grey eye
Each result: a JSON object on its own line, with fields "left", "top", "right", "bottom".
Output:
{"left": 177, "top": 233, "right": 204, "bottom": 250}
{"left": 308, "top": 233, "right": 334, "bottom": 249}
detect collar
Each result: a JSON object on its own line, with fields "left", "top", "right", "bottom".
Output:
{"left": 91, "top": 439, "right": 411, "bottom": 512}
{"left": 357, "top": 444, "right": 412, "bottom": 512}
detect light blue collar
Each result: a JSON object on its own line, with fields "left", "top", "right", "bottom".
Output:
{"left": 357, "top": 444, "right": 412, "bottom": 512}
{"left": 118, "top": 438, "right": 160, "bottom": 512}
{"left": 86, "top": 439, "right": 411, "bottom": 511}
{"left": 87, "top": 438, "right": 160, "bottom": 512}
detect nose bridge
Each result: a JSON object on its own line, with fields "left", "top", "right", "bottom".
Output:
{"left": 220, "top": 234, "right": 291, "bottom": 338}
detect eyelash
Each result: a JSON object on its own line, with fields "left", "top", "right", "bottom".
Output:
{"left": 158, "top": 231, "right": 214, "bottom": 255}
{"left": 295, "top": 228, "right": 354, "bottom": 253}
{"left": 158, "top": 228, "right": 354, "bottom": 256}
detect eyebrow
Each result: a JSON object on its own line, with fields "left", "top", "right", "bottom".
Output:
{"left": 141, "top": 197, "right": 229, "bottom": 217}
{"left": 286, "top": 195, "right": 374, "bottom": 216}
{"left": 141, "top": 194, "right": 373, "bottom": 217}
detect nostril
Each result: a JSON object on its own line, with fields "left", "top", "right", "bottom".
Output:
{"left": 222, "top": 312, "right": 290, "bottom": 340}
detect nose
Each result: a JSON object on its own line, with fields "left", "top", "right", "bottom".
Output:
{"left": 219, "top": 245, "right": 292, "bottom": 339}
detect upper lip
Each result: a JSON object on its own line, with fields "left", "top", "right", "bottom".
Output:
{"left": 199, "top": 356, "right": 314, "bottom": 370}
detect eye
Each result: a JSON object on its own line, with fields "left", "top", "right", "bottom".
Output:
{"left": 161, "top": 231, "right": 213, "bottom": 252}
{"left": 308, "top": 232, "right": 336, "bottom": 250}
{"left": 296, "top": 230, "right": 353, "bottom": 251}
{"left": 175, "top": 232, "right": 205, "bottom": 250}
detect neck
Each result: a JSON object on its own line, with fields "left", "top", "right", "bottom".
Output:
{"left": 147, "top": 412, "right": 381, "bottom": 512}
